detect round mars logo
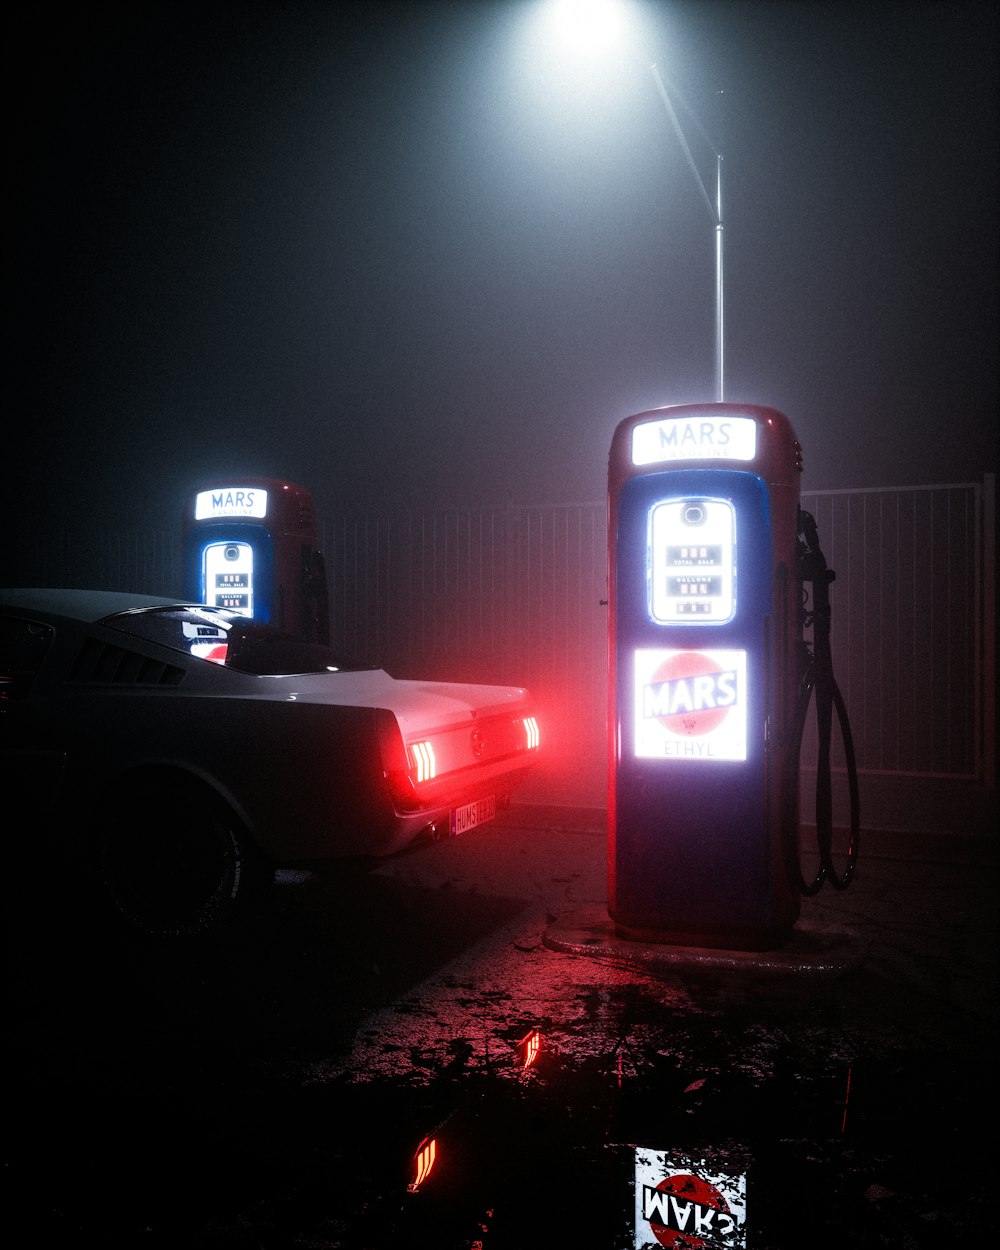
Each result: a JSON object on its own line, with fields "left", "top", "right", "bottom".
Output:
{"left": 651, "top": 651, "right": 735, "bottom": 737}
{"left": 646, "top": 1171, "right": 734, "bottom": 1248}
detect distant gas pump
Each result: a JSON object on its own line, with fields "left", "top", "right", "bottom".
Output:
{"left": 182, "top": 477, "right": 329, "bottom": 644}
{"left": 608, "top": 403, "right": 806, "bottom": 950}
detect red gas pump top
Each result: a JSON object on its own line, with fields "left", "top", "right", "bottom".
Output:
{"left": 609, "top": 403, "right": 803, "bottom": 502}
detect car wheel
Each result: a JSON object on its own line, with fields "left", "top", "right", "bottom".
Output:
{"left": 94, "top": 775, "right": 271, "bottom": 939}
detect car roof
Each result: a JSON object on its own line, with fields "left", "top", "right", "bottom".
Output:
{"left": 0, "top": 587, "right": 183, "bottom": 623}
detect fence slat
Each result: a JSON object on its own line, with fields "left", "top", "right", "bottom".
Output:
{"left": 6, "top": 481, "right": 991, "bottom": 801}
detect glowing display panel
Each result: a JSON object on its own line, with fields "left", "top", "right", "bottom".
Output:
{"left": 203, "top": 541, "right": 254, "bottom": 615}
{"left": 648, "top": 498, "right": 736, "bottom": 624}
{"left": 631, "top": 415, "right": 756, "bottom": 465}
{"left": 194, "top": 486, "right": 268, "bottom": 520}
{"left": 634, "top": 648, "right": 748, "bottom": 761}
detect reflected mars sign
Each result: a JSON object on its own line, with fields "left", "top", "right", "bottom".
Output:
{"left": 634, "top": 1148, "right": 747, "bottom": 1249}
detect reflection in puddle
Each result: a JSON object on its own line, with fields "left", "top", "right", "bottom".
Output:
{"left": 269, "top": 970, "right": 996, "bottom": 1247}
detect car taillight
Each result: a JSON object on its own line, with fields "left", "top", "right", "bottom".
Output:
{"left": 409, "top": 739, "right": 437, "bottom": 782}
{"left": 377, "top": 709, "right": 417, "bottom": 808}
{"left": 376, "top": 713, "right": 438, "bottom": 808}
{"left": 522, "top": 716, "right": 540, "bottom": 750}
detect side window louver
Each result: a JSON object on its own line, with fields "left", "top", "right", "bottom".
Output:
{"left": 67, "top": 639, "right": 185, "bottom": 687}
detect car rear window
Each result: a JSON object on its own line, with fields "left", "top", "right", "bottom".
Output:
{"left": 102, "top": 606, "right": 375, "bottom": 675}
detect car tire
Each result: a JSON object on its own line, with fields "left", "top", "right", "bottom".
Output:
{"left": 94, "top": 773, "right": 272, "bottom": 939}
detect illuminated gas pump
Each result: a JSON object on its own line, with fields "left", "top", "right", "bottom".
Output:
{"left": 182, "top": 477, "right": 329, "bottom": 644}
{"left": 608, "top": 403, "right": 807, "bottom": 950}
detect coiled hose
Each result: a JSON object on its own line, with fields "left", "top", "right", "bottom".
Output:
{"left": 791, "top": 508, "right": 861, "bottom": 894}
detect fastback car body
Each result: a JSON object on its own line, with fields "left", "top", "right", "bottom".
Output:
{"left": 1, "top": 588, "right": 540, "bottom": 936}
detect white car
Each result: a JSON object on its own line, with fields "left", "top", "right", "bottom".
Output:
{"left": 0, "top": 588, "right": 540, "bottom": 937}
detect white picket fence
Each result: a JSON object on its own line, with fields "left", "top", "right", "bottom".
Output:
{"left": 7, "top": 478, "right": 995, "bottom": 824}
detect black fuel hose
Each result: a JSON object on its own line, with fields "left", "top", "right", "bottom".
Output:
{"left": 792, "top": 509, "right": 861, "bottom": 895}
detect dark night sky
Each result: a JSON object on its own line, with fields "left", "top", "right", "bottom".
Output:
{"left": 8, "top": 0, "right": 998, "bottom": 537}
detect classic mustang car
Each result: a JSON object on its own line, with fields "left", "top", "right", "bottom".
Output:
{"left": 0, "top": 588, "right": 540, "bottom": 938}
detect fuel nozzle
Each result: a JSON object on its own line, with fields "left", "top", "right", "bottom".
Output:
{"left": 797, "top": 508, "right": 834, "bottom": 587}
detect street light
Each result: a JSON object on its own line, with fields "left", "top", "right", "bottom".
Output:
{"left": 649, "top": 63, "right": 724, "bottom": 402}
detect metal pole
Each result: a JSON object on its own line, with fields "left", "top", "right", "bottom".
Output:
{"left": 650, "top": 64, "right": 725, "bottom": 403}
{"left": 716, "top": 153, "right": 724, "bottom": 402}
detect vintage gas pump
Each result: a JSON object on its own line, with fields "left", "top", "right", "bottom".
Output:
{"left": 182, "top": 477, "right": 329, "bottom": 644}
{"left": 607, "top": 403, "right": 806, "bottom": 950}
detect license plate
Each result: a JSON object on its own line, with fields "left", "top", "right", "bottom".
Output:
{"left": 450, "top": 795, "right": 496, "bottom": 836}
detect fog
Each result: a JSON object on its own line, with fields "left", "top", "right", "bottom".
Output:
{"left": 8, "top": 0, "right": 998, "bottom": 543}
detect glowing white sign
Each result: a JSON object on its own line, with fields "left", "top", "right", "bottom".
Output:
{"left": 194, "top": 487, "right": 268, "bottom": 520}
{"left": 633, "top": 648, "right": 748, "bottom": 761}
{"left": 631, "top": 416, "right": 756, "bottom": 465}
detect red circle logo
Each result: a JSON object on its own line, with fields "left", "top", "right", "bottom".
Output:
{"left": 652, "top": 652, "right": 731, "bottom": 737}
{"left": 647, "top": 1172, "right": 732, "bottom": 1249}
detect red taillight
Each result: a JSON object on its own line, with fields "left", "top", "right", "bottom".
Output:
{"left": 408, "top": 1136, "right": 437, "bottom": 1192}
{"left": 522, "top": 716, "right": 540, "bottom": 750}
{"left": 377, "top": 710, "right": 419, "bottom": 809}
{"left": 409, "top": 740, "right": 437, "bottom": 782}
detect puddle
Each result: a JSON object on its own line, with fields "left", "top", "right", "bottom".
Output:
{"left": 7, "top": 830, "right": 997, "bottom": 1247}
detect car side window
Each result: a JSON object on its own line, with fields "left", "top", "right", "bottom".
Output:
{"left": 0, "top": 616, "right": 54, "bottom": 702}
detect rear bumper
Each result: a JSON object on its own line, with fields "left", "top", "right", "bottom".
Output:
{"left": 377, "top": 762, "right": 537, "bottom": 855}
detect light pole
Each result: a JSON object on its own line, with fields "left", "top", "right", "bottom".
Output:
{"left": 649, "top": 62, "right": 724, "bottom": 402}
{"left": 544, "top": 1, "right": 727, "bottom": 400}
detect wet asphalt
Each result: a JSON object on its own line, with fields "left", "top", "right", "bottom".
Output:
{"left": 6, "top": 805, "right": 999, "bottom": 1249}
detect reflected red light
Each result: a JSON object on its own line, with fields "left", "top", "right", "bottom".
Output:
{"left": 191, "top": 643, "right": 229, "bottom": 665}
{"left": 516, "top": 1028, "right": 542, "bottom": 1068}
{"left": 408, "top": 1136, "right": 437, "bottom": 1191}
{"left": 841, "top": 1066, "right": 853, "bottom": 1134}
